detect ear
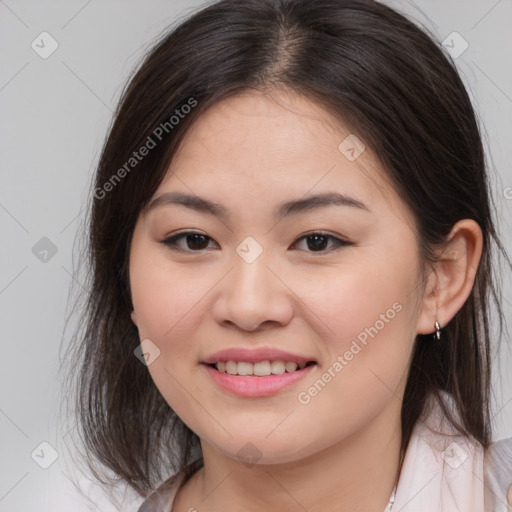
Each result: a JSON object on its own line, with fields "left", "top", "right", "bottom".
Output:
{"left": 416, "top": 219, "right": 483, "bottom": 335}
{"left": 131, "top": 310, "right": 138, "bottom": 326}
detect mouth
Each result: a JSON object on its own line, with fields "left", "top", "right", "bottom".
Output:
{"left": 201, "top": 360, "right": 318, "bottom": 397}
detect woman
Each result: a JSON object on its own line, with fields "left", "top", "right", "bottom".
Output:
{"left": 66, "top": 0, "right": 512, "bottom": 510}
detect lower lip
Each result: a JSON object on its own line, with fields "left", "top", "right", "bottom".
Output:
{"left": 201, "top": 363, "right": 317, "bottom": 397}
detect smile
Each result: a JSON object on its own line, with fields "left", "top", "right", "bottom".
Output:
{"left": 201, "top": 361, "right": 317, "bottom": 397}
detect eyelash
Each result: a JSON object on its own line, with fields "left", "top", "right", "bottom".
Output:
{"left": 161, "top": 231, "right": 351, "bottom": 254}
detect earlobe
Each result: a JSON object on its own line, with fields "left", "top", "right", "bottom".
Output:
{"left": 416, "top": 266, "right": 440, "bottom": 336}
{"left": 131, "top": 310, "right": 138, "bottom": 326}
{"left": 416, "top": 219, "right": 483, "bottom": 336}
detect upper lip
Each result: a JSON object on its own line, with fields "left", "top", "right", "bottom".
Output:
{"left": 201, "top": 347, "right": 317, "bottom": 365}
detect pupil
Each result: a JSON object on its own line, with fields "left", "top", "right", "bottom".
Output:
{"left": 188, "top": 234, "right": 208, "bottom": 250}
{"left": 307, "top": 234, "right": 328, "bottom": 251}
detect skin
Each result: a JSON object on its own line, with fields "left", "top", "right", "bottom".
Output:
{"left": 128, "top": 89, "right": 483, "bottom": 512}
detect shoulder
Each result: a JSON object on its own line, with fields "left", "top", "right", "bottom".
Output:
{"left": 484, "top": 436, "right": 512, "bottom": 511}
{"left": 485, "top": 436, "right": 512, "bottom": 470}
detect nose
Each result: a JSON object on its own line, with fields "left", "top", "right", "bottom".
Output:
{"left": 211, "top": 248, "right": 294, "bottom": 332}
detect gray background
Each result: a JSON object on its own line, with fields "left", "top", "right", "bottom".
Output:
{"left": 1, "top": 0, "right": 511, "bottom": 510}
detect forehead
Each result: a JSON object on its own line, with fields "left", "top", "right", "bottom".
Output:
{"left": 151, "top": 90, "right": 413, "bottom": 228}
{"left": 173, "top": 89, "right": 353, "bottom": 167}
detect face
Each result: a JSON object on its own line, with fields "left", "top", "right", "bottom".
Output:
{"left": 129, "top": 90, "right": 427, "bottom": 465}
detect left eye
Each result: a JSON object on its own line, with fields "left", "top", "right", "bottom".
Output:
{"left": 292, "top": 232, "right": 350, "bottom": 252}
{"left": 161, "top": 231, "right": 350, "bottom": 253}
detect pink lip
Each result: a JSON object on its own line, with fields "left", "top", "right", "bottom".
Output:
{"left": 201, "top": 363, "right": 317, "bottom": 397}
{"left": 201, "top": 347, "right": 316, "bottom": 365}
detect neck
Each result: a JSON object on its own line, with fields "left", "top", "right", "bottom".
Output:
{"left": 181, "top": 401, "right": 402, "bottom": 512}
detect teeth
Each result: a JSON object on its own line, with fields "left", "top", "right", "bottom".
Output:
{"left": 238, "top": 361, "right": 253, "bottom": 376}
{"left": 214, "top": 360, "right": 308, "bottom": 376}
{"left": 285, "top": 361, "right": 298, "bottom": 373}
{"left": 270, "top": 361, "right": 285, "bottom": 374}
{"left": 225, "top": 361, "right": 238, "bottom": 375}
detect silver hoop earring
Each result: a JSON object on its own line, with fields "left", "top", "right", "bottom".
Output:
{"left": 434, "top": 320, "right": 441, "bottom": 340}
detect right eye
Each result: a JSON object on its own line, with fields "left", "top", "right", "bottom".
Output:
{"left": 161, "top": 231, "right": 219, "bottom": 252}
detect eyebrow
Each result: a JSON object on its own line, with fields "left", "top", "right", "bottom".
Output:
{"left": 146, "top": 191, "right": 371, "bottom": 220}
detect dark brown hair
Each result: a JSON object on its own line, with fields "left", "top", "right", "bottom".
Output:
{"left": 63, "top": 0, "right": 510, "bottom": 498}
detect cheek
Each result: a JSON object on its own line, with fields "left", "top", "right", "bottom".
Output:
{"left": 287, "top": 271, "right": 417, "bottom": 444}
{"left": 292, "top": 247, "right": 420, "bottom": 399}
{"left": 130, "top": 256, "right": 215, "bottom": 422}
{"left": 129, "top": 252, "right": 230, "bottom": 410}
{"left": 300, "top": 258, "right": 416, "bottom": 348}
{"left": 130, "top": 246, "right": 209, "bottom": 343}
{"left": 129, "top": 230, "right": 194, "bottom": 415}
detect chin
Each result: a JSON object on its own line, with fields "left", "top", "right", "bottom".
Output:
{"left": 207, "top": 435, "right": 315, "bottom": 467}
